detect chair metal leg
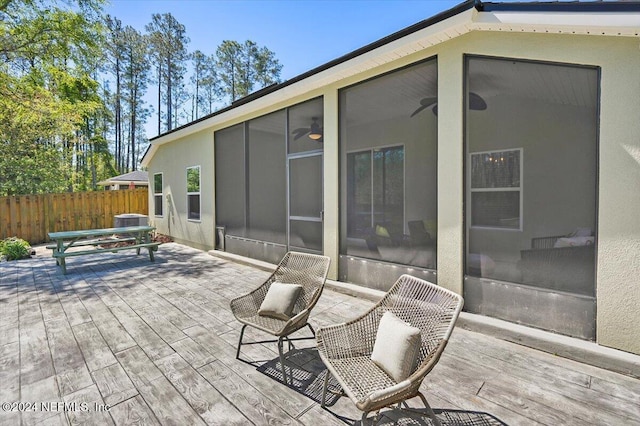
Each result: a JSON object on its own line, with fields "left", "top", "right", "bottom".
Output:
{"left": 236, "top": 324, "right": 247, "bottom": 359}
{"left": 362, "top": 410, "right": 379, "bottom": 425}
{"left": 306, "top": 322, "right": 316, "bottom": 336}
{"left": 417, "top": 391, "right": 441, "bottom": 426}
{"left": 278, "top": 336, "right": 288, "bottom": 384}
{"left": 321, "top": 370, "right": 330, "bottom": 407}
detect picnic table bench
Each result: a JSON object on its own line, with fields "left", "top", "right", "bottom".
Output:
{"left": 47, "top": 226, "right": 159, "bottom": 274}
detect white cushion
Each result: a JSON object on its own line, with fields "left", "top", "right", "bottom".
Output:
{"left": 371, "top": 311, "right": 422, "bottom": 382}
{"left": 554, "top": 236, "right": 595, "bottom": 248}
{"left": 258, "top": 282, "right": 302, "bottom": 320}
{"left": 571, "top": 227, "right": 592, "bottom": 237}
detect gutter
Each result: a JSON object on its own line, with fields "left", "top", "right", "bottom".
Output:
{"left": 479, "top": 1, "right": 640, "bottom": 13}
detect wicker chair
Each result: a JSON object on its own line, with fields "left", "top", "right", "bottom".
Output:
{"left": 316, "top": 274, "right": 463, "bottom": 425}
{"left": 230, "top": 251, "right": 330, "bottom": 384}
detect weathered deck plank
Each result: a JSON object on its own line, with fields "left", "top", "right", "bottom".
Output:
{"left": 170, "top": 336, "right": 216, "bottom": 369}
{"left": 72, "top": 321, "right": 117, "bottom": 372}
{"left": 136, "top": 375, "right": 207, "bottom": 426}
{"left": 106, "top": 395, "right": 160, "bottom": 426}
{"left": 163, "top": 363, "right": 249, "bottom": 425}
{"left": 107, "top": 305, "right": 175, "bottom": 361}
{"left": 19, "top": 312, "right": 55, "bottom": 386}
{"left": 91, "top": 362, "right": 138, "bottom": 406}
{"left": 198, "top": 360, "right": 298, "bottom": 426}
{"left": 63, "top": 384, "right": 114, "bottom": 425}
{"left": 0, "top": 243, "right": 637, "bottom": 426}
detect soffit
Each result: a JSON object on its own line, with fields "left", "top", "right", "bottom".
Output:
{"left": 474, "top": 10, "right": 640, "bottom": 36}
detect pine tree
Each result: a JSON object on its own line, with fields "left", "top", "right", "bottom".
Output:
{"left": 215, "top": 40, "right": 282, "bottom": 104}
{"left": 145, "top": 13, "right": 190, "bottom": 133}
{"left": 121, "top": 26, "right": 151, "bottom": 171}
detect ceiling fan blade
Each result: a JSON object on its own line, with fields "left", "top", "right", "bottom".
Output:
{"left": 410, "top": 104, "right": 431, "bottom": 118}
{"left": 410, "top": 97, "right": 437, "bottom": 117}
{"left": 469, "top": 92, "right": 487, "bottom": 110}
{"left": 420, "top": 97, "right": 437, "bottom": 106}
{"left": 292, "top": 128, "right": 310, "bottom": 140}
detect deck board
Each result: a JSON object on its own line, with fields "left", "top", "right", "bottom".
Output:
{"left": 0, "top": 243, "right": 637, "bottom": 426}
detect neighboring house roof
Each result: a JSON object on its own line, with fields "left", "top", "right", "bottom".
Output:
{"left": 141, "top": 0, "right": 640, "bottom": 167}
{"left": 97, "top": 170, "right": 149, "bottom": 186}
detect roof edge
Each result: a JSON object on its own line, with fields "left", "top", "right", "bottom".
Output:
{"left": 479, "top": 1, "right": 640, "bottom": 13}
{"left": 142, "top": 0, "right": 640, "bottom": 167}
{"left": 148, "top": 0, "right": 477, "bottom": 143}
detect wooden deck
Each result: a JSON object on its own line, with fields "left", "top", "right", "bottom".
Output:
{"left": 1, "top": 243, "right": 639, "bottom": 426}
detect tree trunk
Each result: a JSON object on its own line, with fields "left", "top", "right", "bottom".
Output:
{"left": 131, "top": 85, "right": 137, "bottom": 171}
{"left": 157, "top": 64, "right": 162, "bottom": 135}
{"left": 115, "top": 56, "right": 122, "bottom": 173}
{"left": 167, "top": 57, "right": 172, "bottom": 131}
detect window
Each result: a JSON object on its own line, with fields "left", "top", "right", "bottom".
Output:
{"left": 347, "top": 146, "right": 405, "bottom": 238}
{"left": 469, "top": 149, "right": 522, "bottom": 230}
{"left": 153, "top": 173, "right": 163, "bottom": 216}
{"left": 187, "top": 166, "right": 200, "bottom": 221}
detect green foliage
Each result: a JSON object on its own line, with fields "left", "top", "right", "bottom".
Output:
{"left": 216, "top": 40, "right": 282, "bottom": 103}
{"left": 105, "top": 19, "right": 151, "bottom": 172}
{"left": 1, "top": 2, "right": 285, "bottom": 195}
{"left": 0, "top": 0, "right": 113, "bottom": 195}
{"left": 187, "top": 166, "right": 199, "bottom": 193}
{"left": 0, "top": 237, "right": 32, "bottom": 261}
{"left": 145, "top": 12, "right": 190, "bottom": 132}
{"left": 190, "top": 50, "right": 220, "bottom": 119}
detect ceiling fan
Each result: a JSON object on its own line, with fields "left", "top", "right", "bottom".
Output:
{"left": 410, "top": 92, "right": 487, "bottom": 117}
{"left": 292, "top": 117, "right": 323, "bottom": 141}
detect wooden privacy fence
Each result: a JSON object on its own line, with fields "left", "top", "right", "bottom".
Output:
{"left": 0, "top": 189, "right": 149, "bottom": 244}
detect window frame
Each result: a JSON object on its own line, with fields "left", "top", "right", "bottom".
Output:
{"left": 153, "top": 172, "right": 163, "bottom": 218}
{"left": 468, "top": 148, "right": 523, "bottom": 231}
{"left": 186, "top": 165, "right": 201, "bottom": 222}
{"left": 347, "top": 144, "right": 406, "bottom": 232}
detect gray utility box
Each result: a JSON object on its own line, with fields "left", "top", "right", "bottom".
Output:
{"left": 114, "top": 213, "right": 148, "bottom": 228}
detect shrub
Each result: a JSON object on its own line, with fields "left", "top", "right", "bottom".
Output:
{"left": 0, "top": 237, "right": 32, "bottom": 261}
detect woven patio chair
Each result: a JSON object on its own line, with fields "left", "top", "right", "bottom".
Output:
{"left": 230, "top": 251, "right": 330, "bottom": 384}
{"left": 316, "top": 274, "right": 463, "bottom": 425}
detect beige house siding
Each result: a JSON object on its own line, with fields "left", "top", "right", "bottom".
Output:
{"left": 146, "top": 29, "right": 640, "bottom": 355}
{"left": 148, "top": 129, "right": 215, "bottom": 251}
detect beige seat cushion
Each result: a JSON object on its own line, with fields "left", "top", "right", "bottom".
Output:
{"left": 371, "top": 311, "right": 422, "bottom": 382}
{"left": 258, "top": 282, "right": 303, "bottom": 320}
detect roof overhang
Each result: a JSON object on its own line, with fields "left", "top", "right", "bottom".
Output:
{"left": 97, "top": 179, "right": 149, "bottom": 186}
{"left": 141, "top": 0, "right": 640, "bottom": 167}
{"left": 476, "top": 1, "right": 640, "bottom": 35}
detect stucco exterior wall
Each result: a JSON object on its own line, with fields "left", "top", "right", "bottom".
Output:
{"left": 147, "top": 30, "right": 640, "bottom": 355}
{"left": 433, "top": 31, "right": 640, "bottom": 354}
{"left": 148, "top": 129, "right": 215, "bottom": 251}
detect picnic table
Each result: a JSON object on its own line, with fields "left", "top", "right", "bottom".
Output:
{"left": 47, "top": 225, "right": 159, "bottom": 274}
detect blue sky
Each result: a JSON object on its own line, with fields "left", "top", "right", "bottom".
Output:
{"left": 105, "top": 0, "right": 467, "bottom": 137}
